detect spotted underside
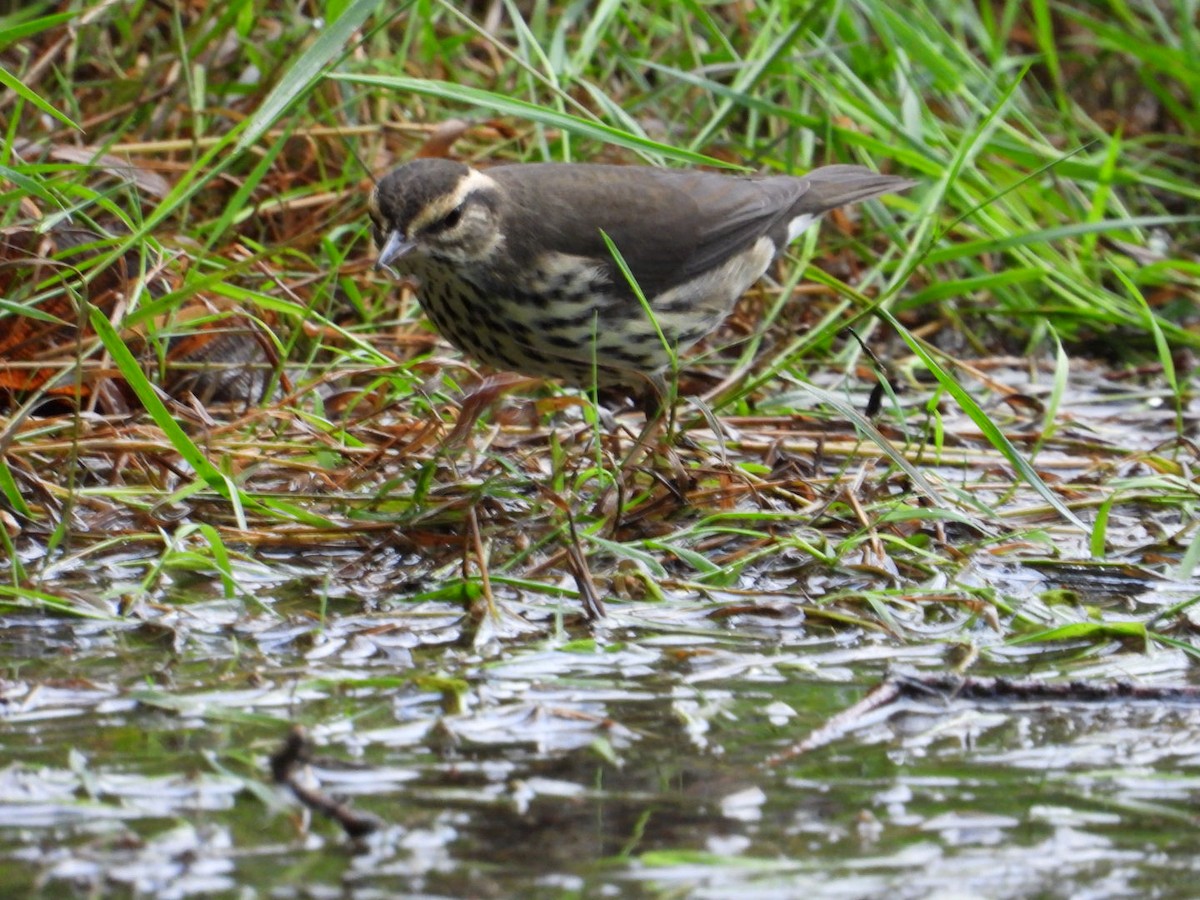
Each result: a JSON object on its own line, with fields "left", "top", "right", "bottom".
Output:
{"left": 400, "top": 234, "right": 779, "bottom": 389}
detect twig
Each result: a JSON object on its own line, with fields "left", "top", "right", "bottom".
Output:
{"left": 269, "top": 727, "right": 383, "bottom": 839}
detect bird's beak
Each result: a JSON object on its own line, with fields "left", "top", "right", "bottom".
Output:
{"left": 375, "top": 230, "right": 416, "bottom": 274}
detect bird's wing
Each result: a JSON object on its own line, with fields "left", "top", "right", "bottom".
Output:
{"left": 641, "top": 165, "right": 912, "bottom": 288}
{"left": 490, "top": 164, "right": 807, "bottom": 299}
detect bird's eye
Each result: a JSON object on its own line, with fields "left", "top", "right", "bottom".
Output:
{"left": 432, "top": 204, "right": 464, "bottom": 233}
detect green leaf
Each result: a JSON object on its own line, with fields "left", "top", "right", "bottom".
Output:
{"left": 234, "top": 0, "right": 383, "bottom": 154}
{"left": 924, "top": 216, "right": 1198, "bottom": 265}
{"left": 0, "top": 64, "right": 80, "bottom": 131}
{"left": 0, "top": 11, "right": 77, "bottom": 47}
{"left": 0, "top": 584, "right": 114, "bottom": 619}
{"left": 331, "top": 73, "right": 735, "bottom": 168}
{"left": 0, "top": 456, "right": 31, "bottom": 518}
{"left": 87, "top": 307, "right": 241, "bottom": 507}
{"left": 1009, "top": 620, "right": 1147, "bottom": 644}
{"left": 875, "top": 308, "right": 1088, "bottom": 532}
{"left": 1090, "top": 494, "right": 1113, "bottom": 559}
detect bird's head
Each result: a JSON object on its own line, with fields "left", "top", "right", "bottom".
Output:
{"left": 369, "top": 158, "right": 504, "bottom": 271}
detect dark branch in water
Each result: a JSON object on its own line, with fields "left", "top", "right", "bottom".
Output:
{"left": 766, "top": 675, "right": 1200, "bottom": 765}
{"left": 270, "top": 726, "right": 384, "bottom": 839}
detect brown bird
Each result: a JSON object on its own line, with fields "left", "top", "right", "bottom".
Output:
{"left": 370, "top": 159, "right": 913, "bottom": 396}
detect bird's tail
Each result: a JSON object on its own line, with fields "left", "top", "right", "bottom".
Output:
{"left": 799, "top": 165, "right": 916, "bottom": 212}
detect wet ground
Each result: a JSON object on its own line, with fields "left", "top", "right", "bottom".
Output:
{"left": 2, "top": 359, "right": 1199, "bottom": 897}
{"left": 2, "top": 557, "right": 1198, "bottom": 898}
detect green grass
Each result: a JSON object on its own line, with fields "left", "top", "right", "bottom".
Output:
{"left": 0, "top": 0, "right": 1197, "bottom": 656}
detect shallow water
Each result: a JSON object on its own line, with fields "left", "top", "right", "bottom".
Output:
{"left": 2, "top": 555, "right": 1197, "bottom": 899}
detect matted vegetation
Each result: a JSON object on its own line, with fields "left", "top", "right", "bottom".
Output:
{"left": 1, "top": 0, "right": 1199, "bottom": 895}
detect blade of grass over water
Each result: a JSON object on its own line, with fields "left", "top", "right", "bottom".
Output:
{"left": 87, "top": 307, "right": 250, "bottom": 527}
{"left": 874, "top": 307, "right": 1088, "bottom": 532}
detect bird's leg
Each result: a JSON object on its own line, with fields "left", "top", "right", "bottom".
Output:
{"left": 618, "top": 372, "right": 673, "bottom": 470}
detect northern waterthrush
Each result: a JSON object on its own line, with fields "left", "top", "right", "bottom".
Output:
{"left": 369, "top": 159, "right": 913, "bottom": 394}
